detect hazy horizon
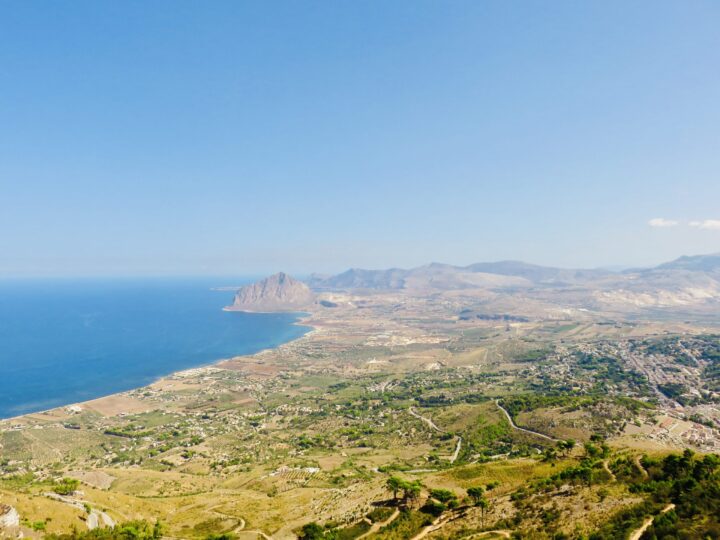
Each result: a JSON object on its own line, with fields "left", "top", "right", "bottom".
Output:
{"left": 1, "top": 249, "right": 718, "bottom": 280}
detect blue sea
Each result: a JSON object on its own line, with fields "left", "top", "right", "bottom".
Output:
{"left": 0, "top": 278, "right": 309, "bottom": 419}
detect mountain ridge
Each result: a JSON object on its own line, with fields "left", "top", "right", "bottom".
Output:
{"left": 308, "top": 252, "right": 720, "bottom": 291}
{"left": 306, "top": 253, "right": 720, "bottom": 311}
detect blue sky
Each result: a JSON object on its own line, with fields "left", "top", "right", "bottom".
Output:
{"left": 1, "top": 1, "right": 719, "bottom": 277}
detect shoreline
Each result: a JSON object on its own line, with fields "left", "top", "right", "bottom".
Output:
{"left": 0, "top": 310, "right": 318, "bottom": 425}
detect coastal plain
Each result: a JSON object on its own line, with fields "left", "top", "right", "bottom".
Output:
{"left": 2, "top": 258, "right": 720, "bottom": 539}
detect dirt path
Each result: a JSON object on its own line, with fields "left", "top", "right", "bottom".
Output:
{"left": 635, "top": 455, "right": 649, "bottom": 478}
{"left": 356, "top": 508, "right": 400, "bottom": 539}
{"left": 602, "top": 460, "right": 617, "bottom": 482}
{"left": 206, "top": 503, "right": 246, "bottom": 534}
{"left": 44, "top": 493, "right": 115, "bottom": 530}
{"left": 466, "top": 531, "right": 512, "bottom": 539}
{"left": 232, "top": 518, "right": 246, "bottom": 533}
{"left": 408, "top": 407, "right": 462, "bottom": 463}
{"left": 628, "top": 504, "right": 675, "bottom": 540}
{"left": 409, "top": 407, "right": 442, "bottom": 432}
{"left": 450, "top": 436, "right": 463, "bottom": 464}
{"left": 86, "top": 510, "right": 114, "bottom": 530}
{"left": 409, "top": 512, "right": 450, "bottom": 540}
{"left": 100, "top": 511, "right": 115, "bottom": 527}
{"left": 494, "top": 401, "right": 560, "bottom": 442}
{"left": 87, "top": 512, "right": 99, "bottom": 530}
{"left": 243, "top": 531, "right": 272, "bottom": 540}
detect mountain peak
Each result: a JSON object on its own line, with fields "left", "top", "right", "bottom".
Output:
{"left": 226, "top": 272, "right": 315, "bottom": 312}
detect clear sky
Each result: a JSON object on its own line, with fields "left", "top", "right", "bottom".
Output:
{"left": 1, "top": 1, "right": 719, "bottom": 277}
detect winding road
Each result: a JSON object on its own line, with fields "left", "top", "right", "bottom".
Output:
{"left": 409, "top": 407, "right": 442, "bottom": 432}
{"left": 44, "top": 493, "right": 115, "bottom": 530}
{"left": 408, "top": 407, "right": 463, "bottom": 463}
{"left": 356, "top": 508, "right": 400, "bottom": 539}
{"left": 494, "top": 401, "right": 560, "bottom": 442}
{"left": 628, "top": 504, "right": 675, "bottom": 540}
{"left": 635, "top": 455, "right": 649, "bottom": 478}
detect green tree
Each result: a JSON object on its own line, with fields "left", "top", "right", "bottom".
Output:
{"left": 386, "top": 476, "right": 404, "bottom": 500}
{"left": 429, "top": 488, "right": 456, "bottom": 504}
{"left": 467, "top": 486, "right": 485, "bottom": 506}
{"left": 403, "top": 480, "right": 423, "bottom": 505}
{"left": 557, "top": 439, "right": 575, "bottom": 456}
{"left": 298, "top": 522, "right": 325, "bottom": 540}
{"left": 53, "top": 478, "right": 80, "bottom": 496}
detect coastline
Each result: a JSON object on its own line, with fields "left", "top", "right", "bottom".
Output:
{"left": 0, "top": 310, "right": 318, "bottom": 425}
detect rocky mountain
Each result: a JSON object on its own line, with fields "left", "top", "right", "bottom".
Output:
{"left": 227, "top": 272, "right": 315, "bottom": 312}
{"left": 307, "top": 254, "right": 720, "bottom": 314}
{"left": 591, "top": 254, "right": 720, "bottom": 309}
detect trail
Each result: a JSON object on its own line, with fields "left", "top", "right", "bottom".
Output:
{"left": 232, "top": 518, "right": 246, "bottom": 533}
{"left": 465, "top": 531, "right": 512, "bottom": 539}
{"left": 450, "top": 436, "right": 463, "bottom": 464}
{"left": 408, "top": 407, "right": 462, "bottom": 463}
{"left": 44, "top": 493, "right": 115, "bottom": 530}
{"left": 85, "top": 510, "right": 115, "bottom": 530}
{"left": 602, "top": 460, "right": 617, "bottom": 482}
{"left": 409, "top": 407, "right": 442, "bottom": 432}
{"left": 206, "top": 503, "right": 246, "bottom": 534}
{"left": 628, "top": 504, "right": 675, "bottom": 540}
{"left": 410, "top": 507, "right": 512, "bottom": 540}
{"left": 241, "top": 531, "right": 272, "bottom": 540}
{"left": 409, "top": 512, "right": 452, "bottom": 540}
{"left": 356, "top": 508, "right": 400, "bottom": 539}
{"left": 635, "top": 455, "right": 649, "bottom": 478}
{"left": 494, "top": 401, "right": 560, "bottom": 442}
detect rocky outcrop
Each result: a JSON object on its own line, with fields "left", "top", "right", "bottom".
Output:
{"left": 0, "top": 504, "right": 19, "bottom": 528}
{"left": 226, "top": 273, "right": 315, "bottom": 312}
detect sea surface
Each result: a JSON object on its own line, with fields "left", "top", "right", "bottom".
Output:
{"left": 0, "top": 278, "right": 309, "bottom": 419}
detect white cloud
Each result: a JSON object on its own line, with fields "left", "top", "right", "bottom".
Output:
{"left": 648, "top": 218, "right": 679, "bottom": 228}
{"left": 689, "top": 219, "right": 720, "bottom": 230}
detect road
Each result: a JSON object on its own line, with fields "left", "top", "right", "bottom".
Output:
{"left": 602, "top": 460, "right": 617, "bottom": 482}
{"left": 628, "top": 504, "right": 675, "bottom": 540}
{"left": 466, "top": 531, "right": 512, "bottom": 539}
{"left": 44, "top": 493, "right": 115, "bottom": 530}
{"left": 409, "top": 407, "right": 442, "bottom": 432}
{"left": 635, "top": 455, "right": 649, "bottom": 478}
{"left": 408, "top": 407, "right": 463, "bottom": 463}
{"left": 450, "top": 436, "right": 463, "bottom": 464}
{"left": 494, "top": 401, "right": 560, "bottom": 442}
{"left": 356, "top": 508, "right": 400, "bottom": 540}
{"left": 409, "top": 512, "right": 451, "bottom": 540}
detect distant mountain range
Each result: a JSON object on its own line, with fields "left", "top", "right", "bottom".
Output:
{"left": 653, "top": 253, "right": 720, "bottom": 273}
{"left": 306, "top": 253, "right": 720, "bottom": 313}
{"left": 306, "top": 260, "right": 616, "bottom": 291}
{"left": 227, "top": 253, "right": 720, "bottom": 314}
{"left": 309, "top": 253, "right": 720, "bottom": 291}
